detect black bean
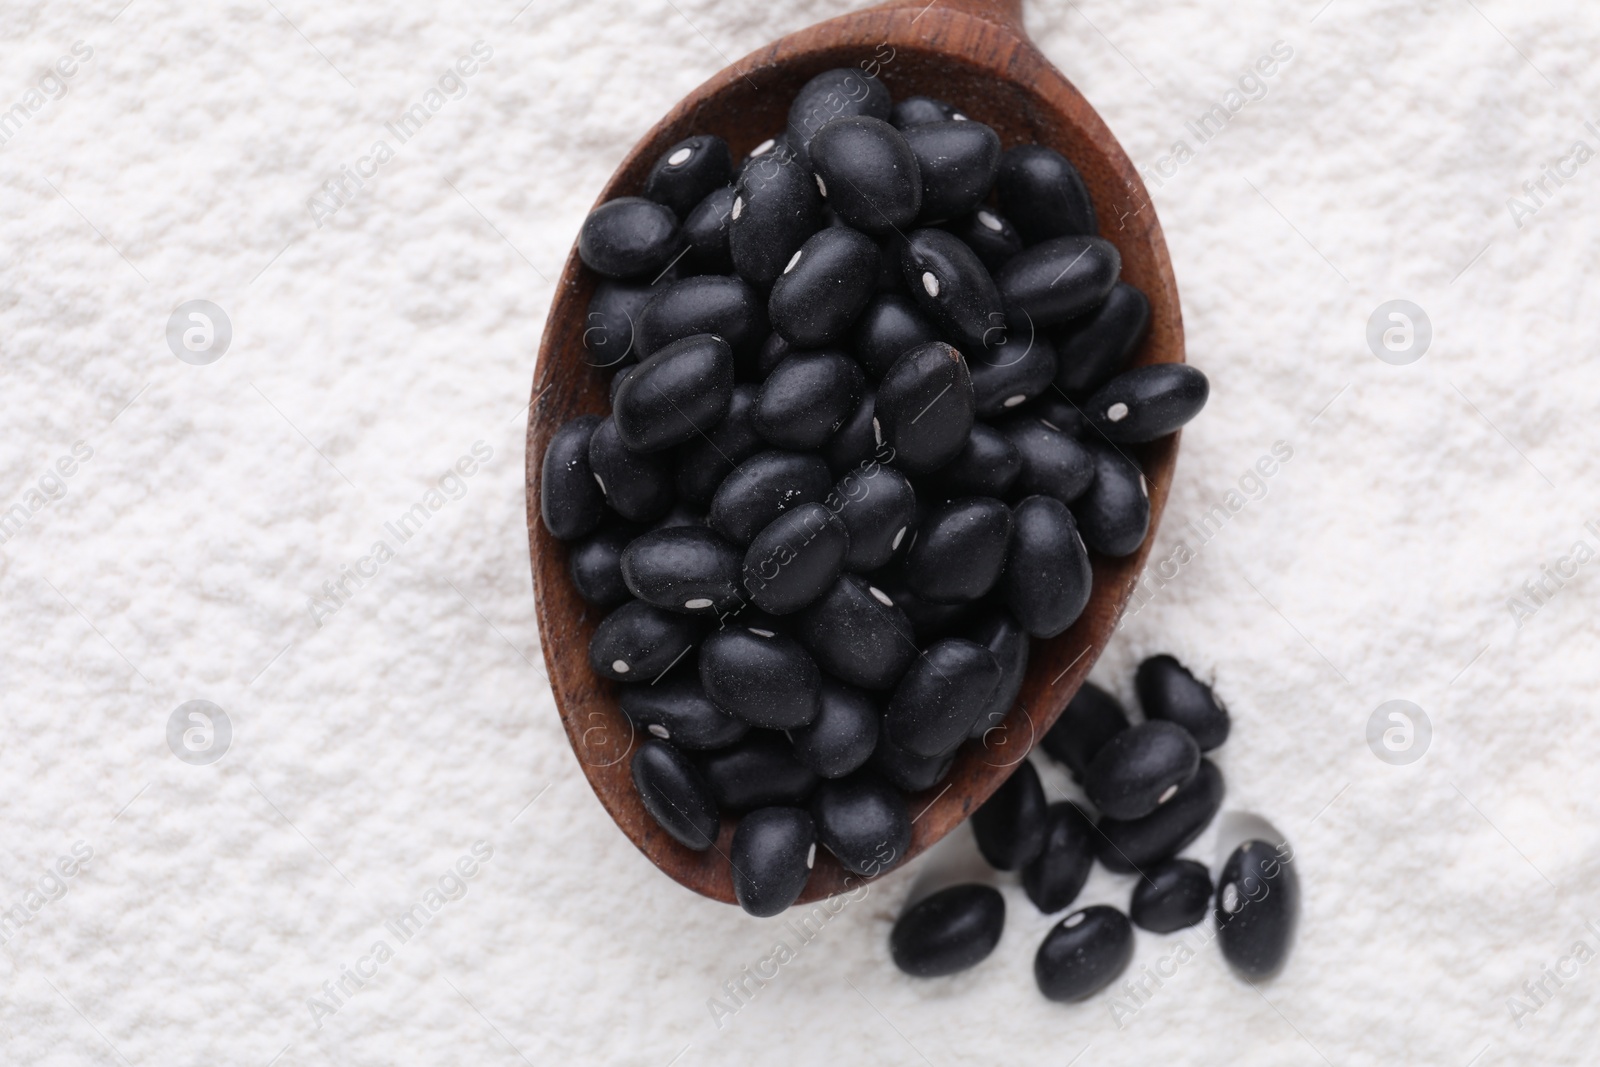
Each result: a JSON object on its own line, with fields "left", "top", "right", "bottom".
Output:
{"left": 708, "top": 450, "right": 834, "bottom": 545}
{"left": 871, "top": 566, "right": 974, "bottom": 642}
{"left": 888, "top": 638, "right": 1001, "bottom": 757}
{"left": 945, "top": 209, "right": 1023, "bottom": 273}
{"left": 890, "top": 95, "right": 958, "bottom": 129}
{"left": 1034, "top": 906, "right": 1133, "bottom": 1002}
{"left": 579, "top": 196, "right": 682, "bottom": 279}
{"left": 632, "top": 739, "right": 720, "bottom": 850}
{"left": 644, "top": 134, "right": 733, "bottom": 219}
{"left": 996, "top": 145, "right": 1096, "bottom": 244}
{"left": 1020, "top": 393, "right": 1089, "bottom": 438}
{"left": 540, "top": 415, "right": 606, "bottom": 540}
{"left": 995, "top": 236, "right": 1121, "bottom": 327}
{"left": 876, "top": 341, "right": 976, "bottom": 474}
{"left": 969, "top": 330, "right": 1057, "bottom": 418}
{"left": 683, "top": 185, "right": 737, "bottom": 274}
{"left": 1039, "top": 681, "right": 1129, "bottom": 781}
{"left": 637, "top": 275, "right": 766, "bottom": 361}
{"left": 731, "top": 806, "right": 816, "bottom": 916}
{"left": 568, "top": 518, "right": 641, "bottom": 609}
{"left": 769, "top": 228, "right": 882, "bottom": 347}
{"left": 1000, "top": 416, "right": 1095, "bottom": 504}
{"left": 891, "top": 885, "right": 1005, "bottom": 977}
{"left": 1085, "top": 721, "right": 1200, "bottom": 821}
{"left": 796, "top": 574, "right": 917, "bottom": 690}
{"left": 583, "top": 280, "right": 655, "bottom": 369}
{"left": 902, "top": 120, "right": 1000, "bottom": 221}
{"left": 935, "top": 425, "right": 1021, "bottom": 501}
{"left": 676, "top": 384, "right": 762, "bottom": 507}
{"left": 743, "top": 501, "right": 850, "bottom": 615}
{"left": 589, "top": 600, "right": 701, "bottom": 682}
{"left": 870, "top": 712, "right": 959, "bottom": 791}
{"left": 906, "top": 497, "right": 1013, "bottom": 604}
{"left": 791, "top": 678, "right": 881, "bottom": 778}
{"left": 1072, "top": 441, "right": 1150, "bottom": 557}
{"left": 786, "top": 68, "right": 892, "bottom": 166}
{"left": 701, "top": 730, "right": 820, "bottom": 811}
{"left": 1002, "top": 496, "right": 1092, "bottom": 639}
{"left": 1085, "top": 363, "right": 1209, "bottom": 442}
{"left": 730, "top": 149, "right": 823, "bottom": 287}
{"left": 740, "top": 133, "right": 792, "bottom": 175}
{"left": 972, "top": 759, "right": 1047, "bottom": 870}
{"left": 1022, "top": 801, "right": 1096, "bottom": 913}
{"left": 1131, "top": 858, "right": 1212, "bottom": 933}
{"left": 1216, "top": 840, "right": 1299, "bottom": 980}
{"left": 1096, "top": 759, "right": 1224, "bottom": 875}
{"left": 609, "top": 364, "right": 636, "bottom": 408}
{"left": 1136, "top": 654, "right": 1230, "bottom": 751}
{"left": 809, "top": 771, "right": 910, "bottom": 875}
{"left": 620, "top": 526, "right": 744, "bottom": 615}
{"left": 755, "top": 350, "right": 867, "bottom": 449}
{"left": 753, "top": 331, "right": 793, "bottom": 381}
{"left": 831, "top": 464, "right": 916, "bottom": 571}
{"left": 1054, "top": 282, "right": 1149, "bottom": 394}
{"left": 588, "top": 416, "right": 674, "bottom": 523}
{"left": 809, "top": 116, "right": 921, "bottom": 235}
{"left": 613, "top": 334, "right": 736, "bottom": 453}
{"left": 852, "top": 294, "right": 941, "bottom": 379}
{"left": 620, "top": 671, "right": 749, "bottom": 750}
{"left": 821, "top": 389, "right": 878, "bottom": 476}
{"left": 649, "top": 502, "right": 705, "bottom": 532}
{"left": 900, "top": 228, "right": 1006, "bottom": 350}
{"left": 965, "top": 608, "right": 1028, "bottom": 739}
{"left": 699, "top": 623, "right": 821, "bottom": 729}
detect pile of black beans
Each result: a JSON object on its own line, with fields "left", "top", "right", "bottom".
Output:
{"left": 890, "top": 654, "right": 1299, "bottom": 997}
{"left": 540, "top": 67, "right": 1209, "bottom": 918}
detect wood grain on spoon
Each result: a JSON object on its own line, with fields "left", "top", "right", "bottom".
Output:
{"left": 525, "top": 0, "right": 1184, "bottom": 906}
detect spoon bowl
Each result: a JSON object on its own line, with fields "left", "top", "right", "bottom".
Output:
{"left": 526, "top": 0, "right": 1184, "bottom": 906}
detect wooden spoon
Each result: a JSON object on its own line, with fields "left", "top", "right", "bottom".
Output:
{"left": 525, "top": 0, "right": 1184, "bottom": 906}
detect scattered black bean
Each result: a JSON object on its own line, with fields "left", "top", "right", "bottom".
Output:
{"left": 743, "top": 501, "right": 850, "bottom": 615}
{"left": 701, "top": 730, "right": 821, "bottom": 811}
{"left": 1022, "top": 801, "right": 1096, "bottom": 913}
{"left": 995, "top": 235, "right": 1121, "bottom": 327}
{"left": 589, "top": 600, "right": 701, "bottom": 682}
{"left": 969, "top": 330, "right": 1057, "bottom": 418}
{"left": 900, "top": 228, "right": 1006, "bottom": 350}
{"left": 809, "top": 116, "right": 921, "bottom": 235}
{"left": 903, "top": 119, "right": 1001, "bottom": 222}
{"left": 887, "top": 637, "right": 1001, "bottom": 757}
{"left": 972, "top": 759, "right": 1047, "bottom": 870}
{"left": 795, "top": 574, "right": 918, "bottom": 691}
{"left": 637, "top": 275, "right": 766, "bottom": 361}
{"left": 1000, "top": 416, "right": 1095, "bottom": 505}
{"left": 756, "top": 350, "right": 867, "bottom": 449}
{"left": 875, "top": 341, "right": 976, "bottom": 474}
{"left": 1034, "top": 906, "right": 1133, "bottom": 1002}
{"left": 809, "top": 771, "right": 911, "bottom": 876}
{"left": 786, "top": 68, "right": 892, "bottom": 166}
{"left": 632, "top": 739, "right": 720, "bottom": 850}
{"left": 682, "top": 185, "right": 737, "bottom": 274}
{"left": 1085, "top": 363, "right": 1210, "bottom": 443}
{"left": 852, "top": 293, "right": 942, "bottom": 379}
{"left": 1136, "top": 654, "right": 1230, "bottom": 751}
{"left": 699, "top": 625, "right": 821, "bottom": 729}
{"left": 1002, "top": 495, "right": 1092, "bottom": 639}
{"left": 620, "top": 671, "right": 749, "bottom": 750}
{"left": 584, "top": 280, "right": 655, "bottom": 369}
{"left": 1096, "top": 759, "right": 1224, "bottom": 875}
{"left": 791, "top": 678, "right": 881, "bottom": 778}
{"left": 1039, "top": 681, "right": 1129, "bottom": 781}
{"left": 997, "top": 145, "right": 1096, "bottom": 244}
{"left": 568, "top": 518, "right": 641, "bottom": 610}
{"left": 1053, "top": 282, "right": 1149, "bottom": 394}
{"left": 891, "top": 884, "right": 1005, "bottom": 977}
{"left": 731, "top": 806, "right": 816, "bottom": 916}
{"left": 620, "top": 526, "right": 744, "bottom": 615}
{"left": 579, "top": 196, "right": 682, "bottom": 279}
{"left": 708, "top": 449, "right": 834, "bottom": 545}
{"left": 1072, "top": 441, "right": 1150, "bottom": 558}
{"left": 906, "top": 497, "right": 1013, "bottom": 604}
{"left": 965, "top": 608, "right": 1029, "bottom": 739}
{"left": 1084, "top": 721, "right": 1201, "bottom": 821}
{"left": 1130, "top": 858, "right": 1212, "bottom": 933}
{"left": 541, "top": 415, "right": 606, "bottom": 540}
{"left": 944, "top": 209, "right": 1023, "bottom": 273}
{"left": 643, "top": 134, "right": 733, "bottom": 219}
{"left": 730, "top": 149, "right": 822, "bottom": 287}
{"left": 1216, "top": 839, "right": 1299, "bottom": 980}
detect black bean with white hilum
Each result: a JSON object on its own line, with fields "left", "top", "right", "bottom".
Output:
{"left": 548, "top": 73, "right": 1215, "bottom": 916}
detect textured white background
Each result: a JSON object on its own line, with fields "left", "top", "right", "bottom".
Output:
{"left": 2, "top": 0, "right": 1598, "bottom": 1064}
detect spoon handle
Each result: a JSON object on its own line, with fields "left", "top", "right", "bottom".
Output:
{"left": 870, "top": 0, "right": 1025, "bottom": 36}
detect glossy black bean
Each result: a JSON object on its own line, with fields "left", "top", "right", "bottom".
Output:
{"left": 1072, "top": 441, "right": 1150, "bottom": 558}
{"left": 637, "top": 275, "right": 766, "bottom": 361}
{"left": 996, "top": 145, "right": 1096, "bottom": 244}
{"left": 632, "top": 739, "right": 720, "bottom": 850}
{"left": 583, "top": 280, "right": 655, "bottom": 370}
{"left": 755, "top": 351, "right": 867, "bottom": 450}
{"left": 972, "top": 759, "right": 1047, "bottom": 870}
{"left": 791, "top": 678, "right": 880, "bottom": 778}
{"left": 888, "top": 638, "right": 1001, "bottom": 757}
{"left": 620, "top": 526, "right": 744, "bottom": 615}
{"left": 871, "top": 566, "right": 974, "bottom": 642}
{"left": 1096, "top": 759, "right": 1224, "bottom": 875}
{"left": 890, "top": 95, "right": 958, "bottom": 129}
{"left": 809, "top": 771, "right": 910, "bottom": 875}
{"left": 1020, "top": 393, "right": 1089, "bottom": 438}
{"left": 786, "top": 67, "right": 892, "bottom": 166}
{"left": 936, "top": 425, "right": 1021, "bottom": 501}
{"left": 906, "top": 497, "right": 1013, "bottom": 604}
{"left": 969, "top": 330, "right": 1057, "bottom": 418}
{"left": 900, "top": 228, "right": 1006, "bottom": 350}
{"left": 613, "top": 334, "right": 735, "bottom": 453}
{"left": 1216, "top": 840, "right": 1299, "bottom": 980}
{"left": 589, "top": 600, "right": 700, "bottom": 682}
{"left": 699, "top": 625, "right": 821, "bottom": 729}
{"left": 1054, "top": 282, "right": 1150, "bottom": 394}
{"left": 870, "top": 712, "right": 959, "bottom": 791}
{"left": 1085, "top": 363, "right": 1210, "bottom": 443}
{"left": 821, "top": 390, "right": 878, "bottom": 477}
{"left": 620, "top": 672, "right": 749, "bottom": 750}
{"left": 1137, "top": 654, "right": 1230, "bottom": 751}
{"left": 568, "top": 518, "right": 640, "bottom": 610}
{"left": 1131, "top": 858, "right": 1212, "bottom": 933}
{"left": 644, "top": 134, "right": 733, "bottom": 219}
{"left": 1039, "top": 681, "right": 1129, "bottom": 780}
{"left": 876, "top": 341, "right": 976, "bottom": 474}
{"left": 1034, "top": 906, "right": 1133, "bottom": 1002}
{"left": 1000, "top": 416, "right": 1095, "bottom": 504}
{"left": 579, "top": 197, "right": 682, "bottom": 279}
{"left": 995, "top": 236, "right": 1121, "bottom": 327}
{"left": 587, "top": 417, "right": 674, "bottom": 522}
{"left": 891, "top": 884, "right": 1005, "bottom": 978}
{"left": 683, "top": 185, "right": 737, "bottom": 274}
{"left": 701, "top": 730, "right": 820, "bottom": 811}
{"left": 1002, "top": 495, "right": 1092, "bottom": 638}
{"left": 540, "top": 415, "right": 606, "bottom": 540}
{"left": 675, "top": 384, "right": 762, "bottom": 507}
{"left": 945, "top": 209, "right": 1023, "bottom": 273}
{"left": 1022, "top": 802, "right": 1096, "bottom": 913}
{"left": 809, "top": 116, "right": 921, "bottom": 235}
{"left": 732, "top": 806, "right": 816, "bottom": 916}
{"left": 965, "top": 609, "right": 1028, "bottom": 739}
{"left": 1085, "top": 721, "right": 1200, "bottom": 821}
{"left": 730, "top": 149, "right": 823, "bottom": 287}
{"left": 903, "top": 120, "right": 1001, "bottom": 221}
{"left": 743, "top": 502, "right": 850, "bottom": 615}
{"left": 769, "top": 228, "right": 881, "bottom": 347}
{"left": 852, "top": 294, "right": 941, "bottom": 379}
{"left": 708, "top": 450, "right": 834, "bottom": 545}
{"left": 796, "top": 573, "right": 917, "bottom": 690}
{"left": 831, "top": 464, "right": 916, "bottom": 571}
